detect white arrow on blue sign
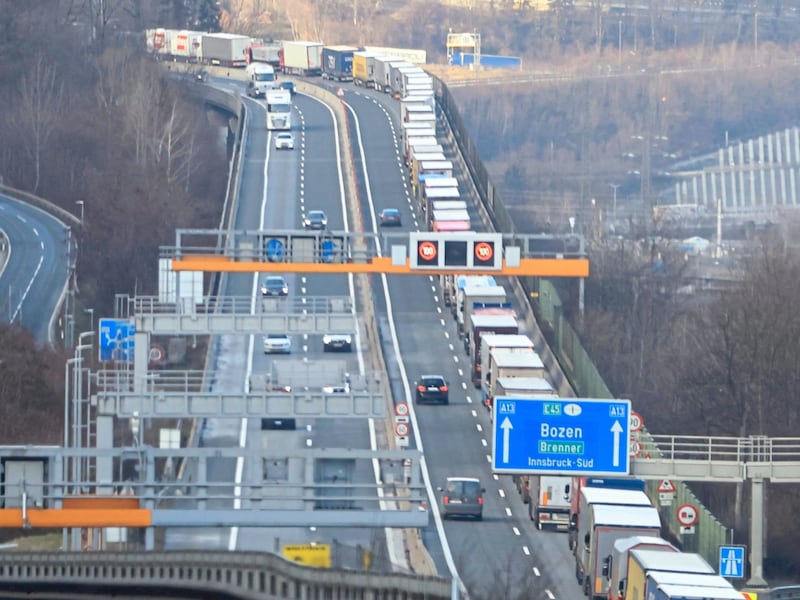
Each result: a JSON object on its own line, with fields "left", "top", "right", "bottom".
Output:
{"left": 491, "top": 397, "right": 632, "bottom": 476}
{"left": 99, "top": 318, "right": 135, "bottom": 362}
{"left": 719, "top": 545, "right": 745, "bottom": 578}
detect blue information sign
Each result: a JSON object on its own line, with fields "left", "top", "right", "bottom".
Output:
{"left": 265, "top": 238, "right": 285, "bottom": 262}
{"left": 99, "top": 318, "right": 135, "bottom": 362}
{"left": 492, "top": 397, "right": 631, "bottom": 476}
{"left": 321, "top": 239, "right": 338, "bottom": 263}
{"left": 719, "top": 545, "right": 745, "bottom": 578}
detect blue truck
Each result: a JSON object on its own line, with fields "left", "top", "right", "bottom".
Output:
{"left": 322, "top": 46, "right": 359, "bottom": 81}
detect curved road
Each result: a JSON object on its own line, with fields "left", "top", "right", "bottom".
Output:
{"left": 0, "top": 194, "right": 71, "bottom": 345}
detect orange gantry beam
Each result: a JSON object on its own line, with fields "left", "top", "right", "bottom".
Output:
{"left": 170, "top": 256, "right": 590, "bottom": 278}
{"left": 0, "top": 497, "right": 151, "bottom": 528}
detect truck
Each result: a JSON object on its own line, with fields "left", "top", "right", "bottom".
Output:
{"left": 646, "top": 584, "right": 746, "bottom": 600}
{"left": 424, "top": 189, "right": 462, "bottom": 217}
{"left": 404, "top": 133, "right": 438, "bottom": 166}
{"left": 603, "top": 535, "right": 678, "bottom": 600}
{"left": 492, "top": 375, "right": 556, "bottom": 425}
{"left": 467, "top": 311, "right": 518, "bottom": 358}
{"left": 513, "top": 474, "right": 571, "bottom": 531}
{"left": 569, "top": 481, "right": 650, "bottom": 550}
{"left": 404, "top": 91, "right": 436, "bottom": 111}
{"left": 419, "top": 175, "right": 459, "bottom": 210}
{"left": 170, "top": 30, "right": 203, "bottom": 61}
{"left": 280, "top": 41, "right": 323, "bottom": 76}
{"left": 458, "top": 284, "right": 508, "bottom": 339}
{"left": 201, "top": 33, "right": 250, "bottom": 67}
{"left": 265, "top": 89, "right": 292, "bottom": 130}
{"left": 374, "top": 58, "right": 409, "bottom": 93}
{"left": 411, "top": 152, "right": 447, "bottom": 185}
{"left": 352, "top": 51, "right": 377, "bottom": 87}
{"left": 400, "top": 99, "right": 434, "bottom": 124}
{"left": 452, "top": 275, "right": 496, "bottom": 320}
{"left": 388, "top": 63, "right": 418, "bottom": 97}
{"left": 248, "top": 43, "right": 281, "bottom": 66}
{"left": 365, "top": 46, "right": 427, "bottom": 64}
{"left": 644, "top": 569, "right": 742, "bottom": 600}
{"left": 322, "top": 45, "right": 358, "bottom": 81}
{"left": 483, "top": 347, "right": 545, "bottom": 409}
{"left": 392, "top": 66, "right": 426, "bottom": 97}
{"left": 571, "top": 485, "right": 660, "bottom": 599}
{"left": 624, "top": 550, "right": 716, "bottom": 600}
{"left": 401, "top": 72, "right": 433, "bottom": 97}
{"left": 245, "top": 63, "right": 276, "bottom": 98}
{"left": 477, "top": 333, "right": 534, "bottom": 389}
{"left": 419, "top": 161, "right": 454, "bottom": 190}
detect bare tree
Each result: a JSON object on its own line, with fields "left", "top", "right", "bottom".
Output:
{"left": 16, "top": 53, "right": 64, "bottom": 193}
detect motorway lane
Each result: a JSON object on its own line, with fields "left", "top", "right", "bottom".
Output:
{"left": 0, "top": 194, "right": 70, "bottom": 345}
{"left": 342, "top": 84, "right": 583, "bottom": 597}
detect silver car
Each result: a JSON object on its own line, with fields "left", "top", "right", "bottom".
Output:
{"left": 439, "top": 477, "right": 485, "bottom": 520}
{"left": 263, "top": 333, "right": 292, "bottom": 354}
{"left": 274, "top": 132, "right": 294, "bottom": 150}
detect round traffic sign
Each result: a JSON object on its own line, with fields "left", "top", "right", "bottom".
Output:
{"left": 676, "top": 503, "right": 699, "bottom": 527}
{"left": 630, "top": 411, "right": 643, "bottom": 433}
{"left": 265, "top": 238, "right": 285, "bottom": 262}
{"left": 395, "top": 422, "right": 409, "bottom": 437}
{"left": 474, "top": 241, "right": 494, "bottom": 262}
{"left": 149, "top": 344, "right": 165, "bottom": 364}
{"left": 629, "top": 438, "right": 641, "bottom": 458}
{"left": 395, "top": 402, "right": 409, "bottom": 417}
{"left": 418, "top": 240, "right": 437, "bottom": 261}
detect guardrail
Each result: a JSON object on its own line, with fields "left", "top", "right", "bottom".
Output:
{"left": 0, "top": 551, "right": 452, "bottom": 600}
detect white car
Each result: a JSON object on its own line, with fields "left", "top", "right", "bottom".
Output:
{"left": 274, "top": 132, "right": 294, "bottom": 150}
{"left": 263, "top": 333, "right": 292, "bottom": 354}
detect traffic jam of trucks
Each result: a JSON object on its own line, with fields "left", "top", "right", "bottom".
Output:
{"left": 146, "top": 28, "right": 758, "bottom": 600}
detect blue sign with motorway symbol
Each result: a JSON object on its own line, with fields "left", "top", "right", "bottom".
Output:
{"left": 99, "top": 318, "right": 135, "bottom": 362}
{"left": 492, "top": 397, "right": 631, "bottom": 476}
{"left": 719, "top": 545, "right": 745, "bottom": 578}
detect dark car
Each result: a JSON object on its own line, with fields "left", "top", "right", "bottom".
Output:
{"left": 439, "top": 477, "right": 485, "bottom": 520}
{"left": 303, "top": 210, "right": 328, "bottom": 230}
{"left": 280, "top": 80, "right": 296, "bottom": 95}
{"left": 323, "top": 334, "right": 353, "bottom": 352}
{"left": 379, "top": 208, "right": 402, "bottom": 227}
{"left": 261, "top": 275, "right": 288, "bottom": 296}
{"left": 415, "top": 375, "right": 449, "bottom": 405}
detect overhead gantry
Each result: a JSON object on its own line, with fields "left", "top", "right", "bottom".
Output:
{"left": 162, "top": 229, "right": 590, "bottom": 277}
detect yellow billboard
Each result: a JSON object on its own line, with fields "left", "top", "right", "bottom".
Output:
{"left": 281, "top": 543, "right": 331, "bottom": 568}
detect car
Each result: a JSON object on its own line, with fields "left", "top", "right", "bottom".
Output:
{"left": 274, "top": 132, "right": 294, "bottom": 150}
{"left": 323, "top": 334, "right": 353, "bottom": 352}
{"left": 439, "top": 477, "right": 485, "bottom": 520}
{"left": 415, "top": 374, "right": 449, "bottom": 405}
{"left": 379, "top": 208, "right": 402, "bottom": 226}
{"left": 303, "top": 210, "right": 327, "bottom": 230}
{"left": 261, "top": 275, "right": 288, "bottom": 296}
{"left": 279, "top": 80, "right": 296, "bottom": 95}
{"left": 263, "top": 333, "right": 291, "bottom": 354}
{"left": 322, "top": 383, "right": 351, "bottom": 394}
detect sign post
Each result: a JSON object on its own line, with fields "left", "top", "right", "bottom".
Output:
{"left": 491, "top": 397, "right": 631, "bottom": 476}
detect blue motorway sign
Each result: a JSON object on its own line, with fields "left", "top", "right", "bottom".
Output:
{"left": 265, "top": 238, "right": 285, "bottom": 262}
{"left": 99, "top": 318, "right": 135, "bottom": 362}
{"left": 719, "top": 545, "right": 745, "bottom": 578}
{"left": 492, "top": 397, "right": 631, "bottom": 476}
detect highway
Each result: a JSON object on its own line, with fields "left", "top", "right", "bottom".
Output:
{"left": 342, "top": 86, "right": 581, "bottom": 597}
{"left": 0, "top": 193, "right": 71, "bottom": 345}
{"left": 0, "top": 72, "right": 587, "bottom": 597}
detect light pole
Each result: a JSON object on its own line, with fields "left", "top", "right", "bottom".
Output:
{"left": 617, "top": 20, "right": 623, "bottom": 67}
{"left": 609, "top": 183, "right": 620, "bottom": 219}
{"left": 84, "top": 308, "right": 94, "bottom": 333}
{"left": 75, "top": 200, "right": 84, "bottom": 224}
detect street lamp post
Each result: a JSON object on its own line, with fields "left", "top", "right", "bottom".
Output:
{"left": 617, "top": 20, "right": 623, "bottom": 67}
{"left": 75, "top": 200, "right": 84, "bottom": 224}
{"left": 84, "top": 308, "right": 94, "bottom": 333}
{"left": 609, "top": 183, "right": 620, "bottom": 219}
